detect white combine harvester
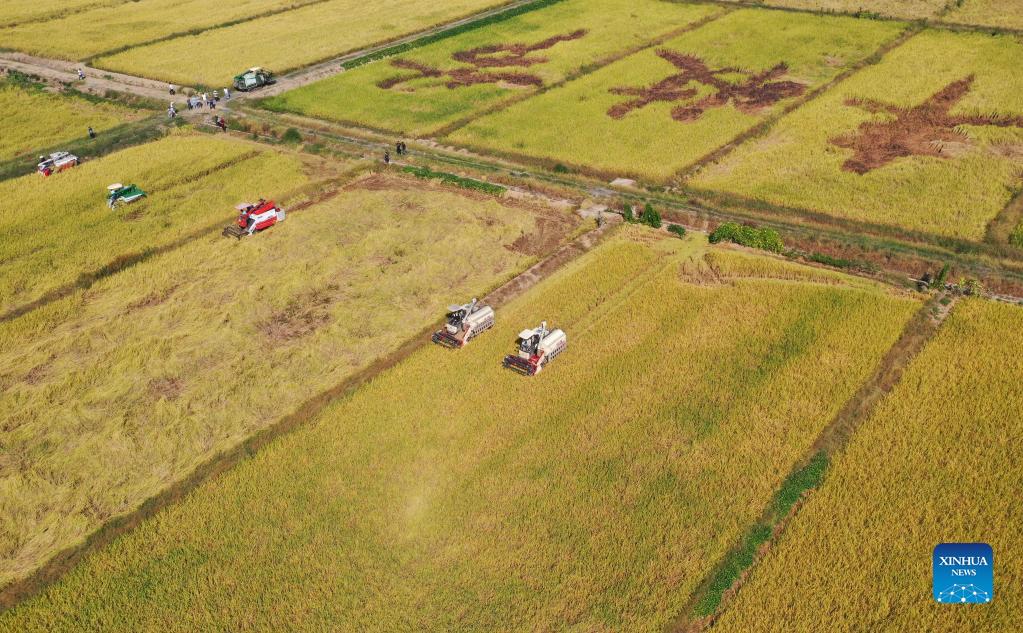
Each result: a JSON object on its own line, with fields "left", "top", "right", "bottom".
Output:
{"left": 37, "top": 151, "right": 79, "bottom": 176}
{"left": 502, "top": 320, "right": 566, "bottom": 376}
{"left": 432, "top": 298, "right": 495, "bottom": 348}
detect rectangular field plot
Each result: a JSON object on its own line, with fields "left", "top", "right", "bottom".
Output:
{"left": 0, "top": 133, "right": 315, "bottom": 316}
{"left": 711, "top": 299, "right": 1023, "bottom": 632}
{"left": 717, "top": 0, "right": 945, "bottom": 20}
{"left": 0, "top": 82, "right": 144, "bottom": 161}
{"left": 264, "top": 0, "right": 723, "bottom": 136}
{"left": 690, "top": 30, "right": 1023, "bottom": 243}
{"left": 0, "top": 230, "right": 919, "bottom": 631}
{"left": 449, "top": 9, "right": 904, "bottom": 182}
{"left": 944, "top": 0, "right": 1023, "bottom": 30}
{"left": 0, "top": 0, "right": 122, "bottom": 29}
{"left": 0, "top": 173, "right": 570, "bottom": 589}
{"left": 92, "top": 0, "right": 511, "bottom": 87}
{"left": 0, "top": 0, "right": 321, "bottom": 60}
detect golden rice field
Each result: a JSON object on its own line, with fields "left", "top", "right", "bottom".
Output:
{"left": 690, "top": 30, "right": 1023, "bottom": 243}
{"left": 94, "top": 0, "right": 510, "bottom": 86}
{"left": 265, "top": 0, "right": 722, "bottom": 136}
{"left": 0, "top": 0, "right": 119, "bottom": 29}
{"left": 0, "top": 133, "right": 319, "bottom": 316}
{"left": 0, "top": 83, "right": 143, "bottom": 162}
{"left": 944, "top": 0, "right": 1023, "bottom": 30}
{"left": 718, "top": 0, "right": 946, "bottom": 19}
{"left": 0, "top": 172, "right": 565, "bottom": 590}
{"left": 0, "top": 229, "right": 919, "bottom": 631}
{"left": 0, "top": 0, "right": 322, "bottom": 61}
{"left": 712, "top": 298, "right": 1023, "bottom": 631}
{"left": 449, "top": 9, "right": 904, "bottom": 182}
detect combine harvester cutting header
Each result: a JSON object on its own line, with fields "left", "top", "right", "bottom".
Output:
{"left": 223, "top": 199, "right": 285, "bottom": 238}
{"left": 37, "top": 151, "right": 79, "bottom": 176}
{"left": 106, "top": 183, "right": 146, "bottom": 208}
{"left": 432, "top": 298, "right": 495, "bottom": 348}
{"left": 503, "top": 321, "right": 566, "bottom": 376}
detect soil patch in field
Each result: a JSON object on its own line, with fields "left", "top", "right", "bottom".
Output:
{"left": 608, "top": 50, "right": 806, "bottom": 121}
{"left": 259, "top": 284, "right": 341, "bottom": 343}
{"left": 147, "top": 376, "right": 185, "bottom": 402}
{"left": 378, "top": 30, "right": 588, "bottom": 91}
{"left": 831, "top": 75, "right": 1023, "bottom": 174}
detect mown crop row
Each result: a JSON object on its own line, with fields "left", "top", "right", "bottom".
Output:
{"left": 690, "top": 29, "right": 1023, "bottom": 242}
{"left": 0, "top": 133, "right": 316, "bottom": 316}
{"left": 264, "top": 0, "right": 722, "bottom": 136}
{"left": 712, "top": 298, "right": 1023, "bottom": 631}
{"left": 91, "top": 0, "right": 511, "bottom": 86}
{"left": 0, "top": 0, "right": 121, "bottom": 29}
{"left": 0, "top": 230, "right": 919, "bottom": 631}
{"left": 448, "top": 9, "right": 905, "bottom": 182}
{"left": 0, "top": 81, "right": 142, "bottom": 162}
{"left": 0, "top": 171, "right": 564, "bottom": 591}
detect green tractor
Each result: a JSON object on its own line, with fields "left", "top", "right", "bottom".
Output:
{"left": 233, "top": 67, "right": 275, "bottom": 92}
{"left": 107, "top": 183, "right": 147, "bottom": 209}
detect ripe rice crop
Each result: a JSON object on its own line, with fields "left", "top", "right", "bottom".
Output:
{"left": 0, "top": 229, "right": 919, "bottom": 631}
{"left": 690, "top": 30, "right": 1023, "bottom": 242}
{"left": 712, "top": 298, "right": 1023, "bottom": 631}
{"left": 716, "top": 0, "right": 945, "bottom": 19}
{"left": 944, "top": 0, "right": 1023, "bottom": 30}
{"left": 0, "top": 0, "right": 122, "bottom": 28}
{"left": 0, "top": 133, "right": 313, "bottom": 315}
{"left": 264, "top": 0, "right": 722, "bottom": 136}
{"left": 93, "top": 0, "right": 512, "bottom": 87}
{"left": 449, "top": 9, "right": 904, "bottom": 182}
{"left": 0, "top": 172, "right": 565, "bottom": 590}
{"left": 0, "top": 0, "right": 322, "bottom": 60}
{"left": 0, "top": 83, "right": 142, "bottom": 161}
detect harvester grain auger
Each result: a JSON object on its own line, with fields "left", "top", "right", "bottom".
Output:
{"left": 432, "top": 298, "right": 495, "bottom": 348}
{"left": 106, "top": 183, "right": 146, "bottom": 209}
{"left": 502, "top": 320, "right": 566, "bottom": 376}
{"left": 37, "top": 151, "right": 79, "bottom": 176}
{"left": 223, "top": 199, "right": 285, "bottom": 239}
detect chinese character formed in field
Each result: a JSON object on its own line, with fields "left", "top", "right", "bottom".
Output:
{"left": 377, "top": 30, "right": 587, "bottom": 91}
{"left": 607, "top": 50, "right": 806, "bottom": 121}
{"left": 831, "top": 75, "right": 1023, "bottom": 174}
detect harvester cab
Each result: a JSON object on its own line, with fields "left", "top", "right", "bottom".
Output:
{"left": 502, "top": 320, "right": 567, "bottom": 376}
{"left": 233, "top": 67, "right": 275, "bottom": 92}
{"left": 432, "top": 298, "right": 495, "bottom": 348}
{"left": 106, "top": 183, "right": 147, "bottom": 209}
{"left": 223, "top": 199, "right": 285, "bottom": 238}
{"left": 38, "top": 151, "right": 79, "bottom": 176}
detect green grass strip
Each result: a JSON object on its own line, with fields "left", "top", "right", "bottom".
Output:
{"left": 401, "top": 165, "right": 506, "bottom": 195}
{"left": 341, "top": 0, "right": 566, "bottom": 70}
{"left": 693, "top": 451, "right": 829, "bottom": 618}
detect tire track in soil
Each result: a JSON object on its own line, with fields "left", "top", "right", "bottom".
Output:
{"left": 0, "top": 214, "right": 616, "bottom": 612}
{"left": 669, "top": 293, "right": 954, "bottom": 633}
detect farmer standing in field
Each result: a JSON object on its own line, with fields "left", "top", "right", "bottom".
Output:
{"left": 87, "top": 126, "right": 96, "bottom": 139}
{"left": 384, "top": 151, "right": 391, "bottom": 165}
{"left": 224, "top": 87, "right": 231, "bottom": 100}
{"left": 77, "top": 68, "right": 85, "bottom": 80}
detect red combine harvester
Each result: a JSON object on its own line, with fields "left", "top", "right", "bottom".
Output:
{"left": 432, "top": 298, "right": 495, "bottom": 348}
{"left": 37, "top": 151, "right": 79, "bottom": 176}
{"left": 502, "top": 320, "right": 567, "bottom": 376}
{"left": 223, "top": 199, "right": 285, "bottom": 238}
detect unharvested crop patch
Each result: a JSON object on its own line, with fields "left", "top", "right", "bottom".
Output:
{"left": 0, "top": 133, "right": 312, "bottom": 317}
{"left": 0, "top": 173, "right": 570, "bottom": 591}
{"left": 0, "top": 0, "right": 323, "bottom": 61}
{"left": 263, "top": 0, "right": 723, "bottom": 136}
{"left": 690, "top": 30, "right": 1023, "bottom": 243}
{"left": 0, "top": 230, "right": 920, "bottom": 631}
{"left": 0, "top": 82, "right": 143, "bottom": 162}
{"left": 450, "top": 9, "right": 905, "bottom": 182}
{"left": 943, "top": 0, "right": 1023, "bottom": 30}
{"left": 92, "top": 0, "right": 518, "bottom": 87}
{"left": 711, "top": 299, "right": 1023, "bottom": 631}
